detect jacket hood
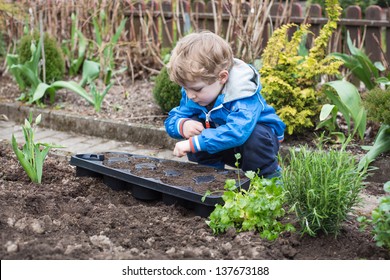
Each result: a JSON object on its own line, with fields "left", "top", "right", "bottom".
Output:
{"left": 222, "top": 58, "right": 260, "bottom": 103}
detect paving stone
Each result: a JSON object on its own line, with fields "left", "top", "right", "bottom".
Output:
{"left": 86, "top": 140, "right": 124, "bottom": 153}
{"left": 0, "top": 126, "right": 19, "bottom": 140}
{"left": 34, "top": 129, "right": 61, "bottom": 142}
{"left": 55, "top": 135, "right": 90, "bottom": 147}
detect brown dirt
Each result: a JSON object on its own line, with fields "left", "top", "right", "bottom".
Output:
{"left": 102, "top": 152, "right": 246, "bottom": 195}
{"left": 0, "top": 74, "right": 166, "bottom": 127}
{"left": 1, "top": 73, "right": 389, "bottom": 260}
{"left": 1, "top": 140, "right": 389, "bottom": 260}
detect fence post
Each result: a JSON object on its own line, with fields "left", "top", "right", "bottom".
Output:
{"left": 192, "top": 0, "right": 206, "bottom": 32}
{"left": 387, "top": 8, "right": 390, "bottom": 63}
{"left": 177, "top": 0, "right": 190, "bottom": 38}
{"left": 161, "top": 0, "right": 173, "bottom": 49}
{"left": 306, "top": 4, "right": 322, "bottom": 49}
{"left": 147, "top": 0, "right": 160, "bottom": 45}
{"left": 270, "top": 2, "right": 284, "bottom": 29}
{"left": 131, "top": 0, "right": 146, "bottom": 47}
{"left": 237, "top": 1, "right": 250, "bottom": 54}
{"left": 289, "top": 2, "right": 303, "bottom": 39}
{"left": 221, "top": 2, "right": 230, "bottom": 38}
{"left": 344, "top": 5, "right": 362, "bottom": 53}
{"left": 365, "top": 5, "right": 382, "bottom": 62}
{"left": 206, "top": 0, "right": 216, "bottom": 33}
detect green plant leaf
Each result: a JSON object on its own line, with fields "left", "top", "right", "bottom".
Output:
{"left": 6, "top": 54, "right": 26, "bottom": 89}
{"left": 375, "top": 77, "right": 390, "bottom": 85}
{"left": 111, "top": 18, "right": 127, "bottom": 45}
{"left": 374, "top": 61, "right": 386, "bottom": 72}
{"left": 384, "top": 181, "right": 390, "bottom": 193}
{"left": 31, "top": 83, "right": 52, "bottom": 103}
{"left": 11, "top": 64, "right": 40, "bottom": 88}
{"left": 319, "top": 104, "right": 335, "bottom": 121}
{"left": 79, "top": 60, "right": 100, "bottom": 87}
{"left": 35, "top": 144, "right": 51, "bottom": 184}
{"left": 51, "top": 80, "right": 94, "bottom": 105}
{"left": 359, "top": 124, "right": 390, "bottom": 170}
{"left": 92, "top": 17, "right": 102, "bottom": 46}
{"left": 11, "top": 134, "right": 38, "bottom": 183}
{"left": 325, "top": 80, "right": 366, "bottom": 138}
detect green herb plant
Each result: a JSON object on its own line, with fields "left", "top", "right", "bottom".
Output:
{"left": 358, "top": 181, "right": 390, "bottom": 250}
{"left": 11, "top": 113, "right": 62, "bottom": 184}
{"left": 203, "top": 154, "right": 294, "bottom": 241}
{"left": 282, "top": 144, "right": 367, "bottom": 236}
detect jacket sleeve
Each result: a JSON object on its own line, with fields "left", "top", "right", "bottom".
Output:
{"left": 164, "top": 88, "right": 197, "bottom": 139}
{"left": 189, "top": 95, "right": 263, "bottom": 154}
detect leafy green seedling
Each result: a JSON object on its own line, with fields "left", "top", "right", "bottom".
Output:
{"left": 207, "top": 173, "right": 294, "bottom": 241}
{"left": 358, "top": 181, "right": 390, "bottom": 250}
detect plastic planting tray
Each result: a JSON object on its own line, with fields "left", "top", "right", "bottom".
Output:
{"left": 70, "top": 152, "right": 249, "bottom": 217}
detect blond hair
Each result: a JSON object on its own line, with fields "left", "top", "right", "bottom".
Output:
{"left": 166, "top": 31, "right": 234, "bottom": 86}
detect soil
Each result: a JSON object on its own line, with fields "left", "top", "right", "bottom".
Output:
{"left": 1, "top": 73, "right": 390, "bottom": 260}
{"left": 1, "top": 139, "right": 389, "bottom": 260}
{"left": 0, "top": 74, "right": 167, "bottom": 127}
{"left": 102, "top": 152, "right": 246, "bottom": 195}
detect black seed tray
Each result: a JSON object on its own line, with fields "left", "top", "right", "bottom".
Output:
{"left": 69, "top": 152, "right": 250, "bottom": 217}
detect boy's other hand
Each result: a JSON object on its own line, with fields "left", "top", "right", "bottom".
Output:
{"left": 173, "top": 140, "right": 191, "bottom": 157}
{"left": 182, "top": 120, "right": 204, "bottom": 138}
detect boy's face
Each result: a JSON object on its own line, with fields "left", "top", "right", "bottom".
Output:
{"left": 183, "top": 71, "right": 228, "bottom": 107}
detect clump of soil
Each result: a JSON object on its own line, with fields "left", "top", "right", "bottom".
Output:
{"left": 1, "top": 140, "right": 389, "bottom": 260}
{"left": 102, "top": 152, "right": 246, "bottom": 195}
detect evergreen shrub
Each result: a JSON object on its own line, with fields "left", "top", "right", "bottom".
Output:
{"left": 18, "top": 32, "right": 65, "bottom": 83}
{"left": 153, "top": 67, "right": 181, "bottom": 113}
{"left": 363, "top": 88, "right": 390, "bottom": 126}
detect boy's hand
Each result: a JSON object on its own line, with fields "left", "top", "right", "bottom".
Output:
{"left": 173, "top": 140, "right": 191, "bottom": 157}
{"left": 182, "top": 120, "right": 204, "bottom": 138}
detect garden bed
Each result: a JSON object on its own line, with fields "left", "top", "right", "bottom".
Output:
{"left": 0, "top": 140, "right": 389, "bottom": 260}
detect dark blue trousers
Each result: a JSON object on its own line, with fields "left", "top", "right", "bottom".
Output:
{"left": 187, "top": 124, "right": 281, "bottom": 178}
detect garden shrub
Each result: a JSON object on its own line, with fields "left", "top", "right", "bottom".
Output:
{"left": 18, "top": 32, "right": 65, "bottom": 83}
{"left": 153, "top": 67, "right": 181, "bottom": 113}
{"left": 282, "top": 144, "right": 367, "bottom": 236}
{"left": 363, "top": 87, "right": 390, "bottom": 126}
{"left": 260, "top": 0, "right": 343, "bottom": 135}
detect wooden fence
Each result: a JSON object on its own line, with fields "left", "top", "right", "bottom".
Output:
{"left": 3, "top": 0, "right": 390, "bottom": 71}
{"left": 126, "top": 0, "right": 390, "bottom": 62}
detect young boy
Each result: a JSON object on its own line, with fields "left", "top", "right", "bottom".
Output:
{"left": 165, "top": 31, "right": 285, "bottom": 178}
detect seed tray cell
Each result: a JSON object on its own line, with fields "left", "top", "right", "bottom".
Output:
{"left": 69, "top": 152, "right": 249, "bottom": 217}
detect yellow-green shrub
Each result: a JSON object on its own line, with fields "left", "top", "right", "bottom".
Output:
{"left": 260, "top": 0, "right": 343, "bottom": 135}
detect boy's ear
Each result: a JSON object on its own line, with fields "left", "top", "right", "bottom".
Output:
{"left": 218, "top": 70, "right": 229, "bottom": 84}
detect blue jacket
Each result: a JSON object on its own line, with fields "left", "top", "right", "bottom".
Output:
{"left": 165, "top": 59, "right": 286, "bottom": 154}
